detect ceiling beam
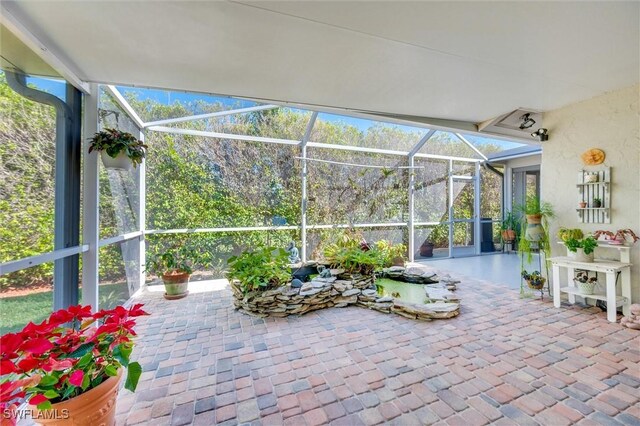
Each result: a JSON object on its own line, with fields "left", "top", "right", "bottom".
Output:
{"left": 143, "top": 104, "right": 280, "bottom": 128}
{"left": 0, "top": 3, "right": 90, "bottom": 93}
{"left": 104, "top": 85, "right": 145, "bottom": 129}
{"left": 455, "top": 133, "right": 488, "bottom": 161}
{"left": 409, "top": 129, "right": 437, "bottom": 156}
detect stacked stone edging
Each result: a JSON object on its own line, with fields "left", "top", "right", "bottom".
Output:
{"left": 230, "top": 272, "right": 460, "bottom": 321}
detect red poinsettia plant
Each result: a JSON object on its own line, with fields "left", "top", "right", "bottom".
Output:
{"left": 0, "top": 304, "right": 148, "bottom": 421}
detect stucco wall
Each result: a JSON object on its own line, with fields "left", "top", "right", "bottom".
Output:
{"left": 541, "top": 84, "right": 640, "bottom": 301}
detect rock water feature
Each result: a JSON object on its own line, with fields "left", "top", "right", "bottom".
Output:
{"left": 230, "top": 267, "right": 461, "bottom": 321}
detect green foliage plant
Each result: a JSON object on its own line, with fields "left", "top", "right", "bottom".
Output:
{"left": 88, "top": 128, "right": 147, "bottom": 167}
{"left": 557, "top": 228, "right": 584, "bottom": 242}
{"left": 226, "top": 247, "right": 291, "bottom": 293}
{"left": 324, "top": 245, "right": 381, "bottom": 276}
{"left": 565, "top": 236, "right": 598, "bottom": 255}
{"left": 145, "top": 246, "right": 207, "bottom": 276}
{"left": 515, "top": 195, "right": 555, "bottom": 218}
{"left": 373, "top": 240, "right": 407, "bottom": 268}
{"left": 501, "top": 211, "right": 518, "bottom": 231}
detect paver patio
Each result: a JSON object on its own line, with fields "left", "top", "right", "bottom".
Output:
{"left": 116, "top": 266, "right": 640, "bottom": 426}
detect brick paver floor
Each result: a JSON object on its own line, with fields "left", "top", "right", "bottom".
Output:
{"left": 116, "top": 267, "right": 640, "bottom": 425}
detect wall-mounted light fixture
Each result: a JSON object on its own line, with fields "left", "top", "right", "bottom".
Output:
{"left": 519, "top": 113, "right": 536, "bottom": 129}
{"left": 531, "top": 128, "right": 548, "bottom": 141}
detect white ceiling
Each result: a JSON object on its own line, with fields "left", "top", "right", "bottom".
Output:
{"left": 3, "top": 1, "right": 639, "bottom": 123}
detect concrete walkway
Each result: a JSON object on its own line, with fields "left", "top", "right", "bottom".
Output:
{"left": 116, "top": 268, "right": 640, "bottom": 425}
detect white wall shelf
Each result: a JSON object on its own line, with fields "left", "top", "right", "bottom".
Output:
{"left": 577, "top": 167, "right": 610, "bottom": 224}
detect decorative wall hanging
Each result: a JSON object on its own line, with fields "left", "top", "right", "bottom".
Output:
{"left": 581, "top": 148, "right": 605, "bottom": 166}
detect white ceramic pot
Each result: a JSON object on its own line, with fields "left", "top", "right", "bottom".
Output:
{"left": 101, "top": 151, "right": 132, "bottom": 171}
{"left": 567, "top": 248, "right": 594, "bottom": 263}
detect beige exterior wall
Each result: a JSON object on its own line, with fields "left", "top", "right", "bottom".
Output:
{"left": 541, "top": 84, "right": 640, "bottom": 301}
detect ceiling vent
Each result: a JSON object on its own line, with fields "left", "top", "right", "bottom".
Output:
{"left": 478, "top": 108, "right": 544, "bottom": 142}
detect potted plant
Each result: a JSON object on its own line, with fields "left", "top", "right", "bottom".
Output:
{"left": 594, "top": 229, "right": 639, "bottom": 245}
{"left": 574, "top": 271, "right": 598, "bottom": 295}
{"left": 592, "top": 198, "right": 602, "bottom": 208}
{"left": 578, "top": 201, "right": 587, "bottom": 209}
{"left": 514, "top": 196, "right": 555, "bottom": 242}
{"left": 501, "top": 211, "right": 518, "bottom": 242}
{"left": 557, "top": 228, "right": 584, "bottom": 243}
{"left": 0, "top": 304, "right": 147, "bottom": 426}
{"left": 419, "top": 240, "right": 434, "bottom": 257}
{"left": 565, "top": 236, "right": 598, "bottom": 263}
{"left": 521, "top": 270, "right": 546, "bottom": 290}
{"left": 88, "top": 128, "right": 147, "bottom": 171}
{"left": 146, "top": 246, "right": 205, "bottom": 300}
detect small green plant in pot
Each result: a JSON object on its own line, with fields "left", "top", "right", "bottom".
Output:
{"left": 565, "top": 236, "right": 598, "bottom": 263}
{"left": 226, "top": 247, "right": 291, "bottom": 294}
{"left": 592, "top": 197, "right": 602, "bottom": 208}
{"left": 146, "top": 247, "right": 204, "bottom": 299}
{"left": 89, "top": 128, "right": 147, "bottom": 171}
{"left": 501, "top": 211, "right": 518, "bottom": 242}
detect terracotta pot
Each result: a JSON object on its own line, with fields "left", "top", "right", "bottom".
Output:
{"left": 162, "top": 271, "right": 190, "bottom": 299}
{"left": 578, "top": 202, "right": 587, "bottom": 208}
{"left": 100, "top": 152, "right": 132, "bottom": 171}
{"left": 526, "top": 214, "right": 542, "bottom": 225}
{"left": 501, "top": 230, "right": 516, "bottom": 241}
{"left": 31, "top": 370, "right": 122, "bottom": 426}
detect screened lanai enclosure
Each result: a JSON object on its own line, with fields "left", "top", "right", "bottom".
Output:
{"left": 0, "top": 72, "right": 528, "bottom": 332}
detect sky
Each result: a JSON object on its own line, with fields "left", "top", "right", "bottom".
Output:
{"left": 14, "top": 72, "right": 526, "bottom": 152}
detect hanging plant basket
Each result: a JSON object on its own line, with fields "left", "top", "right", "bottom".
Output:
{"left": 100, "top": 151, "right": 133, "bottom": 171}
{"left": 525, "top": 277, "right": 546, "bottom": 290}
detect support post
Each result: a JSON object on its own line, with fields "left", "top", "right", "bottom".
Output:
{"left": 407, "top": 129, "right": 436, "bottom": 262}
{"left": 448, "top": 160, "right": 454, "bottom": 258}
{"left": 300, "top": 112, "right": 318, "bottom": 262}
{"left": 408, "top": 154, "right": 415, "bottom": 262}
{"left": 474, "top": 162, "right": 482, "bottom": 255}
{"left": 82, "top": 84, "right": 100, "bottom": 311}
{"left": 5, "top": 71, "right": 82, "bottom": 310}
{"left": 138, "top": 130, "right": 147, "bottom": 289}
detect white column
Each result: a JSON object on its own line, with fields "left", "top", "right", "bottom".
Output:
{"left": 138, "top": 130, "right": 146, "bottom": 288}
{"left": 448, "top": 160, "right": 454, "bottom": 258}
{"left": 474, "top": 162, "right": 482, "bottom": 255}
{"left": 408, "top": 155, "right": 415, "bottom": 262}
{"left": 300, "top": 112, "right": 317, "bottom": 262}
{"left": 81, "top": 83, "right": 100, "bottom": 311}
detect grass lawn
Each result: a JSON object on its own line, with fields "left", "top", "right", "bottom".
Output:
{"left": 0, "top": 282, "right": 130, "bottom": 334}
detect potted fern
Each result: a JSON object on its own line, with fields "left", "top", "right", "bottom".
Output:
{"left": 88, "top": 128, "right": 146, "bottom": 171}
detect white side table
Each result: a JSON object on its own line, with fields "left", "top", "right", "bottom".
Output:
{"left": 549, "top": 256, "right": 631, "bottom": 322}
